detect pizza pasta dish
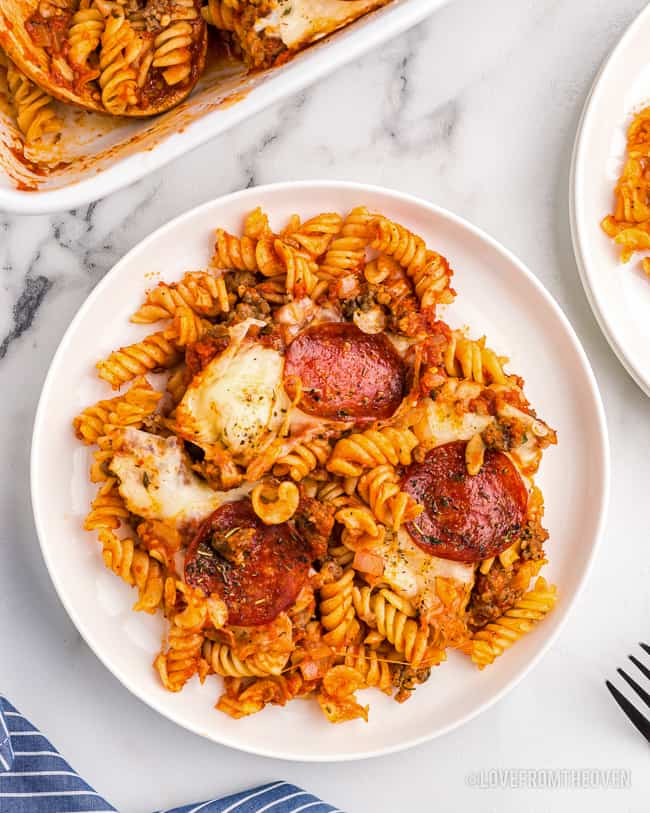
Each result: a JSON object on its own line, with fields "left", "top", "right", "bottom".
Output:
{"left": 0, "top": 0, "right": 389, "bottom": 146}
{"left": 74, "top": 205, "right": 558, "bottom": 723}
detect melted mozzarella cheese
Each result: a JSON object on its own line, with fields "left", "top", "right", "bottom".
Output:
{"left": 368, "top": 527, "right": 475, "bottom": 617}
{"left": 177, "top": 343, "right": 286, "bottom": 454}
{"left": 380, "top": 528, "right": 476, "bottom": 600}
{"left": 109, "top": 428, "right": 249, "bottom": 526}
{"left": 175, "top": 318, "right": 290, "bottom": 460}
{"left": 256, "top": 0, "right": 386, "bottom": 49}
{"left": 413, "top": 397, "right": 493, "bottom": 448}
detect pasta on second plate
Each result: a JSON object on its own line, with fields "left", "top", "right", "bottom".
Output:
{"left": 73, "top": 205, "right": 558, "bottom": 723}
{"left": 601, "top": 106, "right": 650, "bottom": 274}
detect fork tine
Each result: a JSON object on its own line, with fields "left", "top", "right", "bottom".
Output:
{"left": 641, "top": 642, "right": 650, "bottom": 657}
{"left": 617, "top": 668, "right": 650, "bottom": 709}
{"left": 630, "top": 655, "right": 650, "bottom": 683}
{"left": 606, "top": 680, "right": 650, "bottom": 742}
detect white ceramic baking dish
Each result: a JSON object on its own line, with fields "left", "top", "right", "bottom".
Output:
{"left": 0, "top": 0, "right": 449, "bottom": 214}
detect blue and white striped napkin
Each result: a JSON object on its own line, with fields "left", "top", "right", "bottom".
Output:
{"left": 0, "top": 697, "right": 342, "bottom": 813}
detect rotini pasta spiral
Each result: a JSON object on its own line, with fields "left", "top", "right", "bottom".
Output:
{"left": 67, "top": 4, "right": 104, "bottom": 76}
{"left": 444, "top": 332, "right": 508, "bottom": 385}
{"left": 153, "top": 21, "right": 193, "bottom": 87}
{"left": 97, "top": 528, "right": 166, "bottom": 613}
{"left": 356, "top": 587, "right": 428, "bottom": 667}
{"left": 319, "top": 569, "right": 357, "bottom": 648}
{"left": 466, "top": 578, "right": 558, "bottom": 669}
{"left": 212, "top": 228, "right": 257, "bottom": 271}
{"left": 5, "top": 61, "right": 62, "bottom": 143}
{"left": 286, "top": 212, "right": 343, "bottom": 258}
{"left": 154, "top": 582, "right": 212, "bottom": 690}
{"left": 412, "top": 251, "right": 455, "bottom": 309}
{"left": 357, "top": 465, "right": 422, "bottom": 531}
{"left": 97, "top": 7, "right": 139, "bottom": 114}
{"left": 131, "top": 271, "right": 230, "bottom": 323}
{"left": 317, "top": 478, "right": 357, "bottom": 508}
{"left": 73, "top": 376, "right": 161, "bottom": 444}
{"left": 318, "top": 235, "right": 366, "bottom": 279}
{"left": 341, "top": 205, "right": 375, "bottom": 238}
{"left": 275, "top": 239, "right": 324, "bottom": 299}
{"left": 343, "top": 645, "right": 393, "bottom": 694}
{"left": 96, "top": 330, "right": 181, "bottom": 389}
{"left": 273, "top": 437, "right": 332, "bottom": 481}
{"left": 155, "top": 624, "right": 205, "bottom": 691}
{"left": 217, "top": 674, "right": 300, "bottom": 719}
{"left": 370, "top": 216, "right": 427, "bottom": 278}
{"left": 370, "top": 217, "right": 455, "bottom": 308}
{"left": 334, "top": 503, "right": 382, "bottom": 543}
{"left": 168, "top": 305, "right": 212, "bottom": 346}
{"left": 202, "top": 640, "right": 281, "bottom": 677}
{"left": 319, "top": 207, "right": 374, "bottom": 277}
{"left": 243, "top": 206, "right": 271, "bottom": 239}
{"left": 84, "top": 480, "right": 130, "bottom": 530}
{"left": 327, "top": 426, "right": 419, "bottom": 477}
{"left": 365, "top": 254, "right": 419, "bottom": 319}
{"left": 351, "top": 583, "right": 374, "bottom": 622}
{"left": 318, "top": 666, "right": 369, "bottom": 723}
{"left": 255, "top": 236, "right": 285, "bottom": 277}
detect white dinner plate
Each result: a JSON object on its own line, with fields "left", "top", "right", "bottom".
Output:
{"left": 571, "top": 3, "right": 650, "bottom": 396}
{"left": 31, "top": 181, "right": 609, "bottom": 761}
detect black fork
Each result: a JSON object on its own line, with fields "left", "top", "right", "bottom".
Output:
{"left": 605, "top": 642, "right": 650, "bottom": 742}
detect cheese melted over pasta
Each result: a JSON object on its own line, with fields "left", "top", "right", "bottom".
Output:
{"left": 74, "top": 205, "right": 559, "bottom": 724}
{"left": 255, "top": 0, "right": 388, "bottom": 49}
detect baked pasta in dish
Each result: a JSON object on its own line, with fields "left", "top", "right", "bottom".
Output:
{"left": 0, "top": 0, "right": 390, "bottom": 144}
{"left": 0, "top": 48, "right": 63, "bottom": 143}
{"left": 17, "top": 0, "right": 208, "bottom": 115}
{"left": 74, "top": 206, "right": 558, "bottom": 723}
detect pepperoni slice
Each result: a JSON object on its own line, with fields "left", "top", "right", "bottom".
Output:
{"left": 184, "top": 500, "right": 311, "bottom": 626}
{"left": 283, "top": 322, "right": 406, "bottom": 421}
{"left": 402, "top": 441, "right": 528, "bottom": 563}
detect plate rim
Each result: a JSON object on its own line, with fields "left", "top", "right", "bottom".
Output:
{"left": 30, "top": 180, "right": 611, "bottom": 761}
{"left": 570, "top": 1, "right": 650, "bottom": 398}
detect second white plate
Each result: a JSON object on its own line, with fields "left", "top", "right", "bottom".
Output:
{"left": 571, "top": 2, "right": 650, "bottom": 396}
{"left": 32, "top": 181, "right": 608, "bottom": 760}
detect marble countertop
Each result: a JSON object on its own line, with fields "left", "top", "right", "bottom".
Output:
{"left": 2, "top": 0, "right": 650, "bottom": 811}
